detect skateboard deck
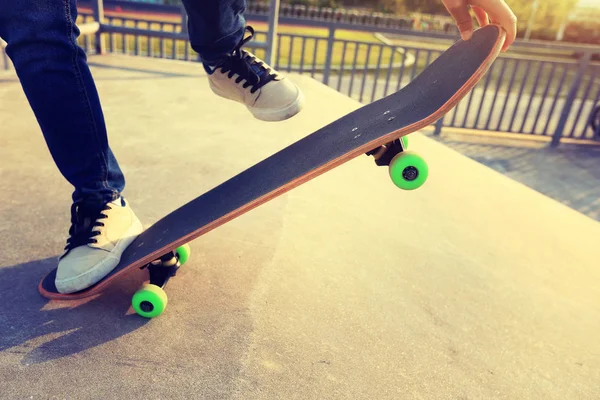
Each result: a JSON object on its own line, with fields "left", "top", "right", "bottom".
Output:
{"left": 39, "top": 24, "right": 506, "bottom": 316}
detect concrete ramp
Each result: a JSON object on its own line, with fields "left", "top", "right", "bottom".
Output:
{"left": 0, "top": 55, "right": 598, "bottom": 399}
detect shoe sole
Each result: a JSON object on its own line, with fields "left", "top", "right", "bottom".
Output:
{"left": 209, "top": 78, "right": 306, "bottom": 122}
{"left": 248, "top": 88, "right": 306, "bottom": 122}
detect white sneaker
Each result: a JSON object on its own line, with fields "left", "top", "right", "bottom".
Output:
{"left": 204, "top": 26, "right": 305, "bottom": 122}
{"left": 55, "top": 197, "right": 143, "bottom": 294}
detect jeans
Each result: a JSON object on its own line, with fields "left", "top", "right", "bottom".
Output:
{"left": 0, "top": 0, "right": 247, "bottom": 205}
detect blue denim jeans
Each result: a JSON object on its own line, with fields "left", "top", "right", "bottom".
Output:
{"left": 0, "top": 0, "right": 247, "bottom": 205}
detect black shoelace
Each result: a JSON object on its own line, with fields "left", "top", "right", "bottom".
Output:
{"left": 213, "top": 26, "right": 278, "bottom": 93}
{"left": 61, "top": 202, "right": 109, "bottom": 257}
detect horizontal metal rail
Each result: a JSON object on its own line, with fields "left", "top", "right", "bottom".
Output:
{"left": 66, "top": 8, "right": 600, "bottom": 145}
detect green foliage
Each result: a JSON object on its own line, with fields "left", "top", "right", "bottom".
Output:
{"left": 505, "top": 0, "right": 578, "bottom": 37}
{"left": 364, "top": 0, "right": 583, "bottom": 41}
{"left": 394, "top": 0, "right": 446, "bottom": 14}
{"left": 288, "top": 0, "right": 340, "bottom": 6}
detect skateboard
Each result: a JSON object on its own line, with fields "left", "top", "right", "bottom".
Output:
{"left": 39, "top": 24, "right": 506, "bottom": 318}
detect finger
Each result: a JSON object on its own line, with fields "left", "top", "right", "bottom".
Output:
{"left": 442, "top": 0, "right": 475, "bottom": 41}
{"left": 471, "top": 0, "right": 517, "bottom": 51}
{"left": 472, "top": 6, "right": 489, "bottom": 27}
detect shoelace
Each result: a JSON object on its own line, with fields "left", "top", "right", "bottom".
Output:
{"left": 61, "top": 202, "right": 109, "bottom": 257}
{"left": 214, "top": 26, "right": 278, "bottom": 93}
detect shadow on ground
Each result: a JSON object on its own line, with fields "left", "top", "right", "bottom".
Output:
{"left": 0, "top": 257, "right": 148, "bottom": 365}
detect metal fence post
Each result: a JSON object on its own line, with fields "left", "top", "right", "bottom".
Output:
{"left": 91, "top": 0, "right": 105, "bottom": 54}
{"left": 551, "top": 51, "right": 592, "bottom": 147}
{"left": 322, "top": 27, "right": 335, "bottom": 85}
{"left": 180, "top": 3, "right": 188, "bottom": 34}
{"left": 434, "top": 117, "right": 444, "bottom": 135}
{"left": 264, "top": 0, "right": 280, "bottom": 66}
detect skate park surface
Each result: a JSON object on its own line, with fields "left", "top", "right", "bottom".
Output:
{"left": 0, "top": 55, "right": 599, "bottom": 399}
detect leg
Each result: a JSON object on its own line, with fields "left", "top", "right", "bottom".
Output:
{"left": 0, "top": 0, "right": 123, "bottom": 204}
{"left": 0, "top": 0, "right": 142, "bottom": 293}
{"left": 180, "top": 0, "right": 247, "bottom": 64}
{"left": 180, "top": 0, "right": 305, "bottom": 122}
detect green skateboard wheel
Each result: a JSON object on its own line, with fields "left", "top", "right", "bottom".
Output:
{"left": 132, "top": 284, "right": 168, "bottom": 318}
{"left": 175, "top": 244, "right": 191, "bottom": 265}
{"left": 388, "top": 151, "right": 428, "bottom": 190}
{"left": 401, "top": 136, "right": 408, "bottom": 150}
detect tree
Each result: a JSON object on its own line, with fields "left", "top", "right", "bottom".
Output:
{"left": 504, "top": 0, "right": 578, "bottom": 39}
{"left": 383, "top": 0, "right": 579, "bottom": 40}
{"left": 395, "top": 0, "right": 446, "bottom": 14}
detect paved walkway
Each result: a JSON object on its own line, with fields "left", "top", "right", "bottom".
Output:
{"left": 421, "top": 129, "right": 600, "bottom": 222}
{"left": 1, "top": 55, "right": 599, "bottom": 399}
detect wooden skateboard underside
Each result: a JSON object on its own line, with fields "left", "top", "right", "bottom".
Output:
{"left": 39, "top": 24, "right": 506, "bottom": 300}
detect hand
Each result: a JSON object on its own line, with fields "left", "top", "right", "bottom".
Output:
{"left": 441, "top": 0, "right": 517, "bottom": 51}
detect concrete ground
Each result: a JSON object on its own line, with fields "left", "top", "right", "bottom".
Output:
{"left": 423, "top": 129, "right": 600, "bottom": 222}
{"left": 1, "top": 55, "right": 599, "bottom": 399}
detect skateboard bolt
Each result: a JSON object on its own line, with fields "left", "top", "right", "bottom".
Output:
{"left": 140, "top": 301, "right": 154, "bottom": 313}
{"left": 402, "top": 166, "right": 418, "bottom": 181}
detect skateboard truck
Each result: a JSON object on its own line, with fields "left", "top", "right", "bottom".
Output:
{"left": 144, "top": 252, "right": 180, "bottom": 288}
{"left": 131, "top": 244, "right": 192, "bottom": 318}
{"left": 366, "top": 136, "right": 428, "bottom": 191}
{"left": 366, "top": 137, "right": 407, "bottom": 166}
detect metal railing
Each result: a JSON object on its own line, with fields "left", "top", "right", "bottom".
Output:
{"left": 80, "top": 0, "right": 458, "bottom": 35}
{"left": 72, "top": 9, "right": 600, "bottom": 144}
{"left": 442, "top": 53, "right": 600, "bottom": 144}
{"left": 3, "top": 2, "right": 600, "bottom": 144}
